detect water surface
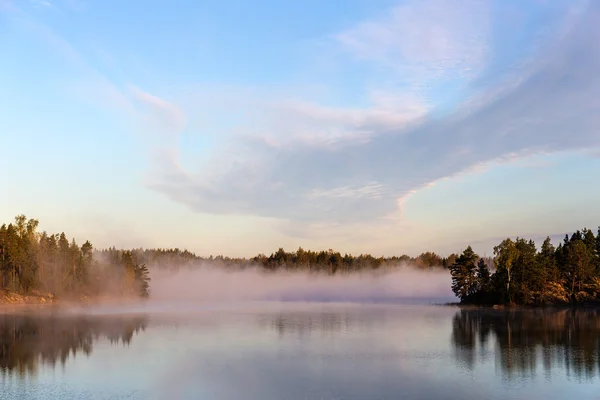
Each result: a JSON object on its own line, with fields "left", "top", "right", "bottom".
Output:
{"left": 1, "top": 303, "right": 599, "bottom": 399}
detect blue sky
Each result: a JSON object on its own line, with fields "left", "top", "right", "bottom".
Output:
{"left": 1, "top": 0, "right": 600, "bottom": 257}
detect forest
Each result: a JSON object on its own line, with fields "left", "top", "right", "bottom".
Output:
{"left": 0, "top": 214, "right": 490, "bottom": 301}
{"left": 0, "top": 215, "right": 150, "bottom": 300}
{"left": 134, "top": 246, "right": 482, "bottom": 273}
{"left": 3, "top": 214, "right": 600, "bottom": 306}
{"left": 449, "top": 227, "right": 600, "bottom": 305}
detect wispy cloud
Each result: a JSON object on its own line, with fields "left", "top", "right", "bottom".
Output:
{"left": 14, "top": 0, "right": 598, "bottom": 240}
{"left": 129, "top": 86, "right": 187, "bottom": 135}
{"left": 336, "top": 0, "right": 491, "bottom": 102}
{"left": 4, "top": 1, "right": 134, "bottom": 115}
{"left": 253, "top": 95, "right": 427, "bottom": 148}
{"left": 29, "top": 0, "right": 53, "bottom": 8}
{"left": 146, "top": 1, "right": 600, "bottom": 230}
{"left": 5, "top": 1, "right": 186, "bottom": 144}
{"left": 307, "top": 183, "right": 390, "bottom": 201}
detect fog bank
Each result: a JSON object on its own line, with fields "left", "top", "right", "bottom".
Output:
{"left": 148, "top": 264, "right": 454, "bottom": 304}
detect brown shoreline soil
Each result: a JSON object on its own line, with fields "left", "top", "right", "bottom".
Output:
{"left": 0, "top": 289, "right": 61, "bottom": 305}
{"left": 447, "top": 302, "right": 600, "bottom": 311}
{"left": 0, "top": 290, "right": 148, "bottom": 313}
{"left": 0, "top": 290, "right": 121, "bottom": 306}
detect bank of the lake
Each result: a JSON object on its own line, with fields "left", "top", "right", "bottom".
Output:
{"left": 0, "top": 289, "right": 111, "bottom": 305}
{"left": 0, "top": 289, "right": 59, "bottom": 305}
{"left": 443, "top": 301, "right": 600, "bottom": 312}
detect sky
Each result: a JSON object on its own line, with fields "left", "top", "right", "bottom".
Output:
{"left": 1, "top": 0, "right": 600, "bottom": 258}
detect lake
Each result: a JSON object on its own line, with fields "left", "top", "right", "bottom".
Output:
{"left": 1, "top": 302, "right": 599, "bottom": 399}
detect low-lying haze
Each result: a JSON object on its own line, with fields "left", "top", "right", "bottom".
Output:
{"left": 147, "top": 264, "right": 454, "bottom": 305}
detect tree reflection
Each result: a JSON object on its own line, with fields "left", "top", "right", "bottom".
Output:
{"left": 0, "top": 312, "right": 148, "bottom": 378}
{"left": 451, "top": 308, "right": 600, "bottom": 380}
{"left": 257, "top": 310, "right": 388, "bottom": 338}
{"left": 259, "top": 312, "right": 352, "bottom": 338}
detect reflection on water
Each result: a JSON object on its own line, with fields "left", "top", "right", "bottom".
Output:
{"left": 1, "top": 305, "right": 599, "bottom": 399}
{"left": 451, "top": 308, "right": 600, "bottom": 380}
{"left": 0, "top": 311, "right": 148, "bottom": 378}
{"left": 257, "top": 308, "right": 389, "bottom": 338}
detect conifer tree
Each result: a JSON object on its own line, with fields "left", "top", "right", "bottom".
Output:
{"left": 450, "top": 246, "right": 479, "bottom": 301}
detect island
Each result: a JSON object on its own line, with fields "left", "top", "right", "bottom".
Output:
{"left": 449, "top": 229, "right": 600, "bottom": 306}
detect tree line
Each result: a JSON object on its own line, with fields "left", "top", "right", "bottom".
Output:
{"left": 6, "top": 214, "right": 486, "bottom": 300}
{"left": 0, "top": 215, "right": 150, "bottom": 299}
{"left": 450, "top": 227, "right": 600, "bottom": 305}
{"left": 7, "top": 213, "right": 599, "bottom": 307}
{"left": 128, "top": 246, "right": 494, "bottom": 273}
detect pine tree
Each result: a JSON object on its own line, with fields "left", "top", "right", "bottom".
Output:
{"left": 134, "top": 263, "right": 151, "bottom": 298}
{"left": 537, "top": 237, "right": 557, "bottom": 300}
{"left": 476, "top": 258, "right": 491, "bottom": 292}
{"left": 514, "top": 238, "right": 540, "bottom": 304}
{"left": 450, "top": 246, "right": 479, "bottom": 301}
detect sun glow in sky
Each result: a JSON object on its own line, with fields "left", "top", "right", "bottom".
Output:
{"left": 1, "top": 0, "right": 600, "bottom": 257}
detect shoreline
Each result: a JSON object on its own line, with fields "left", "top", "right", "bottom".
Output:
{"left": 0, "top": 290, "right": 60, "bottom": 305}
{"left": 440, "top": 301, "right": 600, "bottom": 310}
{"left": 3, "top": 292, "right": 600, "bottom": 311}
{"left": 0, "top": 290, "right": 146, "bottom": 308}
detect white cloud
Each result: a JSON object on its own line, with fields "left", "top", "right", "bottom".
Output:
{"left": 20, "top": 0, "right": 594, "bottom": 237}
{"left": 221, "top": 0, "right": 490, "bottom": 154}
{"left": 7, "top": 0, "right": 597, "bottom": 253}
{"left": 255, "top": 95, "right": 427, "bottom": 148}
{"left": 336, "top": 0, "right": 491, "bottom": 96}
{"left": 146, "top": 1, "right": 600, "bottom": 230}
{"left": 307, "top": 183, "right": 390, "bottom": 201}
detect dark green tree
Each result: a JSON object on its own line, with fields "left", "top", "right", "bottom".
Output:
{"left": 476, "top": 258, "right": 491, "bottom": 292}
{"left": 513, "top": 238, "right": 540, "bottom": 304}
{"left": 450, "top": 246, "right": 479, "bottom": 301}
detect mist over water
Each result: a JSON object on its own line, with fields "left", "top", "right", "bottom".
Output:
{"left": 4, "top": 304, "right": 600, "bottom": 400}
{"left": 147, "top": 264, "right": 454, "bottom": 305}
{"left": 18, "top": 265, "right": 454, "bottom": 318}
{"left": 4, "top": 266, "right": 600, "bottom": 400}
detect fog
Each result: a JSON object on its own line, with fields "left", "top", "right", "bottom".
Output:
{"left": 22, "top": 264, "right": 454, "bottom": 317}
{"left": 147, "top": 264, "right": 454, "bottom": 305}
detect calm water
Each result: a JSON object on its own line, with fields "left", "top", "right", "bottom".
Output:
{"left": 1, "top": 302, "right": 599, "bottom": 399}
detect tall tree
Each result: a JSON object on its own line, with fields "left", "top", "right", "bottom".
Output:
{"left": 566, "top": 240, "right": 592, "bottom": 296}
{"left": 514, "top": 238, "right": 540, "bottom": 304}
{"left": 134, "top": 263, "right": 151, "bottom": 298}
{"left": 537, "top": 237, "right": 557, "bottom": 297}
{"left": 476, "top": 258, "right": 491, "bottom": 292}
{"left": 493, "top": 238, "right": 518, "bottom": 303}
{"left": 450, "top": 246, "right": 479, "bottom": 301}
